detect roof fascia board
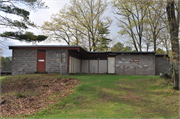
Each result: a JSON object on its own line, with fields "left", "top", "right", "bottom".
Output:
{"left": 9, "top": 46, "right": 81, "bottom": 50}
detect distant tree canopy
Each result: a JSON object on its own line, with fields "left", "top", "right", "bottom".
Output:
{"left": 0, "top": 0, "right": 48, "bottom": 42}
{"left": 111, "top": 42, "right": 132, "bottom": 52}
{"left": 1, "top": 56, "right": 12, "bottom": 71}
{"left": 156, "top": 48, "right": 166, "bottom": 54}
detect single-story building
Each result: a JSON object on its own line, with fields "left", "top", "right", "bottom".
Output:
{"left": 9, "top": 45, "right": 169, "bottom": 76}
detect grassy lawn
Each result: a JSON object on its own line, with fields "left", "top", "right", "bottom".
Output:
{"left": 15, "top": 74, "right": 178, "bottom": 118}
{"left": 0, "top": 76, "right": 11, "bottom": 80}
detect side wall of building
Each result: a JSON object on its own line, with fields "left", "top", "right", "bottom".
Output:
{"left": 12, "top": 49, "right": 37, "bottom": 75}
{"left": 155, "top": 56, "right": 169, "bottom": 75}
{"left": 46, "top": 49, "right": 68, "bottom": 74}
{"left": 115, "top": 54, "right": 155, "bottom": 75}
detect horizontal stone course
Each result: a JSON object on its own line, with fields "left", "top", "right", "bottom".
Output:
{"left": 12, "top": 49, "right": 37, "bottom": 75}
{"left": 115, "top": 55, "right": 155, "bottom": 75}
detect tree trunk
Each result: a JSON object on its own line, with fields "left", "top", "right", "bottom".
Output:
{"left": 88, "top": 32, "right": 91, "bottom": 51}
{"left": 146, "top": 45, "right": 149, "bottom": 52}
{"left": 166, "top": 0, "right": 179, "bottom": 90}
{"left": 153, "top": 32, "right": 157, "bottom": 53}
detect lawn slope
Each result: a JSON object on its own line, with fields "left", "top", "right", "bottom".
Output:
{"left": 1, "top": 74, "right": 179, "bottom": 118}
{"left": 29, "top": 75, "right": 179, "bottom": 118}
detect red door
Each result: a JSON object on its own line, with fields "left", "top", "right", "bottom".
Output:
{"left": 37, "top": 51, "right": 46, "bottom": 72}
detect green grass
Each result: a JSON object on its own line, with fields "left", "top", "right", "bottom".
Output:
{"left": 0, "top": 76, "right": 12, "bottom": 80}
{"left": 2, "top": 74, "right": 179, "bottom": 118}
{"left": 21, "top": 74, "right": 179, "bottom": 118}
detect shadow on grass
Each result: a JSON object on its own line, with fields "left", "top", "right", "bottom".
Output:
{"left": 73, "top": 77, "right": 178, "bottom": 118}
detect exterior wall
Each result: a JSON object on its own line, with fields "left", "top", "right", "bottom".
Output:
{"left": 99, "top": 60, "right": 107, "bottom": 73}
{"left": 12, "top": 47, "right": 168, "bottom": 76}
{"left": 82, "top": 60, "right": 89, "bottom": 73}
{"left": 69, "top": 56, "right": 81, "bottom": 73}
{"left": 155, "top": 56, "right": 169, "bottom": 75}
{"left": 81, "top": 60, "right": 107, "bottom": 74}
{"left": 46, "top": 49, "right": 68, "bottom": 73}
{"left": 90, "top": 60, "right": 98, "bottom": 73}
{"left": 12, "top": 49, "right": 37, "bottom": 75}
{"left": 115, "top": 54, "right": 155, "bottom": 75}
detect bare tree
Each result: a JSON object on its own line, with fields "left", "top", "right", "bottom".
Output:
{"left": 112, "top": 0, "right": 152, "bottom": 51}
{"left": 42, "top": 0, "right": 112, "bottom": 51}
{"left": 147, "top": 1, "right": 168, "bottom": 53}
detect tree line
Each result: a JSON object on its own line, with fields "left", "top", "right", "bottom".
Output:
{"left": 0, "top": 57, "right": 12, "bottom": 71}
{"left": 41, "top": 0, "right": 177, "bottom": 54}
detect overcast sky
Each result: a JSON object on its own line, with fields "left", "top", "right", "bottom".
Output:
{"left": 0, "top": 0, "right": 122, "bottom": 57}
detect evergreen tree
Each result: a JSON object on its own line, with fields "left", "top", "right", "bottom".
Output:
{"left": 0, "top": 0, "right": 48, "bottom": 42}
{"left": 96, "top": 23, "right": 112, "bottom": 52}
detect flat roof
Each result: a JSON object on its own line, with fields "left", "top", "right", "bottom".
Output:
{"left": 9, "top": 45, "right": 80, "bottom": 48}
{"left": 155, "top": 54, "right": 169, "bottom": 57}
{"left": 9, "top": 45, "right": 160, "bottom": 55}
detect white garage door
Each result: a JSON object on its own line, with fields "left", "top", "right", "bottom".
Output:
{"left": 108, "top": 57, "right": 115, "bottom": 73}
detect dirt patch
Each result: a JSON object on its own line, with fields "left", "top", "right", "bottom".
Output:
{"left": 1, "top": 75, "right": 79, "bottom": 117}
{"left": 123, "top": 92, "right": 139, "bottom": 100}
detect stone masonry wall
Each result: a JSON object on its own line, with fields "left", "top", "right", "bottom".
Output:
{"left": 46, "top": 49, "right": 68, "bottom": 74}
{"left": 155, "top": 56, "right": 169, "bottom": 75}
{"left": 12, "top": 48, "right": 168, "bottom": 76}
{"left": 115, "top": 54, "right": 155, "bottom": 75}
{"left": 12, "top": 49, "right": 37, "bottom": 75}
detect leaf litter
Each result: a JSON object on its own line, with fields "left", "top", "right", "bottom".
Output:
{"left": 1, "top": 75, "right": 79, "bottom": 117}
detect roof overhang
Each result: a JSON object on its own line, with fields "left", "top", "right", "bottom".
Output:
{"left": 155, "top": 54, "right": 169, "bottom": 58}
{"left": 9, "top": 45, "right": 81, "bottom": 50}
{"left": 9, "top": 45, "right": 158, "bottom": 55}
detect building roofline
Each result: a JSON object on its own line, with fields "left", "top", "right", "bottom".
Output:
{"left": 155, "top": 54, "right": 169, "bottom": 57}
{"left": 9, "top": 45, "right": 159, "bottom": 55}
{"left": 9, "top": 45, "right": 81, "bottom": 48}
{"left": 155, "top": 54, "right": 168, "bottom": 55}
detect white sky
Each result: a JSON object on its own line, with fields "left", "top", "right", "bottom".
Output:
{"left": 0, "top": 0, "right": 123, "bottom": 57}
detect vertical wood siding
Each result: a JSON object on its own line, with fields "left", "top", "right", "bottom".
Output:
{"left": 69, "top": 56, "right": 81, "bottom": 73}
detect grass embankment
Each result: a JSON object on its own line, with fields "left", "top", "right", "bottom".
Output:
{"left": 1, "top": 74, "right": 179, "bottom": 118}
{"left": 1, "top": 74, "right": 78, "bottom": 118}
